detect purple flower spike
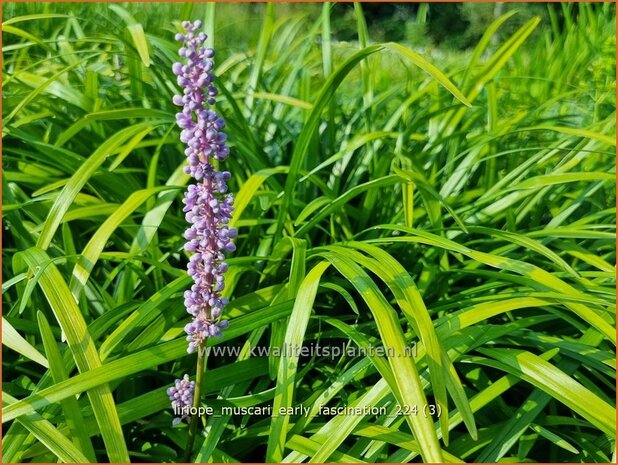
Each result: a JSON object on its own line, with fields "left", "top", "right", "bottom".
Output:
{"left": 167, "top": 374, "right": 195, "bottom": 425}
{"left": 173, "top": 20, "right": 235, "bottom": 354}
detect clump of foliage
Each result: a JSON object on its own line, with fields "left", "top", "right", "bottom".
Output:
{"left": 2, "top": 2, "right": 615, "bottom": 463}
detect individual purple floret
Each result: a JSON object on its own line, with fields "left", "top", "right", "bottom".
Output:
{"left": 173, "top": 20, "right": 235, "bottom": 354}
{"left": 167, "top": 374, "right": 195, "bottom": 425}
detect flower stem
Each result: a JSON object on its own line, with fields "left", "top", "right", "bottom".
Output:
{"left": 183, "top": 348, "right": 206, "bottom": 462}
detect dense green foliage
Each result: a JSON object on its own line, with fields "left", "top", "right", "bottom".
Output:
{"left": 2, "top": 2, "right": 616, "bottom": 463}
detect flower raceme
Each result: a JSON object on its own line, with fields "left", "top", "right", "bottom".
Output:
{"left": 167, "top": 20, "right": 236, "bottom": 424}
{"left": 173, "top": 21, "right": 236, "bottom": 355}
{"left": 167, "top": 375, "right": 195, "bottom": 425}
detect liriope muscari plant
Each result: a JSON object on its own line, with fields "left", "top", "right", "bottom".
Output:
{"left": 166, "top": 19, "right": 236, "bottom": 455}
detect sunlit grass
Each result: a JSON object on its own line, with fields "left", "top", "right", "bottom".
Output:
{"left": 2, "top": 2, "right": 616, "bottom": 463}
